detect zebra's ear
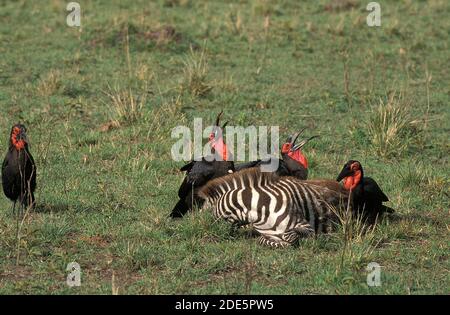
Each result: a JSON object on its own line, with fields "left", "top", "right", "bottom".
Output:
{"left": 180, "top": 161, "right": 194, "bottom": 172}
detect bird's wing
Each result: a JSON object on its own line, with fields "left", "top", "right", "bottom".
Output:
{"left": 275, "top": 158, "right": 291, "bottom": 176}
{"left": 364, "top": 177, "right": 389, "bottom": 202}
{"left": 2, "top": 155, "right": 8, "bottom": 172}
{"left": 177, "top": 161, "right": 195, "bottom": 198}
{"left": 177, "top": 176, "right": 192, "bottom": 199}
{"left": 26, "top": 148, "right": 36, "bottom": 166}
{"left": 171, "top": 185, "right": 204, "bottom": 218}
{"left": 305, "top": 180, "right": 346, "bottom": 193}
{"left": 234, "top": 160, "right": 261, "bottom": 171}
{"left": 381, "top": 205, "right": 395, "bottom": 213}
{"left": 180, "top": 160, "right": 194, "bottom": 172}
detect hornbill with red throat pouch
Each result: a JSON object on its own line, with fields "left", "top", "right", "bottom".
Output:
{"left": 2, "top": 124, "right": 37, "bottom": 214}
{"left": 305, "top": 160, "right": 394, "bottom": 224}
{"left": 170, "top": 112, "right": 234, "bottom": 218}
{"left": 170, "top": 113, "right": 318, "bottom": 218}
{"left": 234, "top": 128, "right": 318, "bottom": 180}
{"left": 335, "top": 160, "right": 394, "bottom": 224}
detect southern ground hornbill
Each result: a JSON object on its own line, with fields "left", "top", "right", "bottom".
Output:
{"left": 170, "top": 112, "right": 318, "bottom": 218}
{"left": 235, "top": 128, "right": 318, "bottom": 180}
{"left": 335, "top": 160, "right": 394, "bottom": 224}
{"left": 170, "top": 112, "right": 233, "bottom": 218}
{"left": 305, "top": 160, "right": 394, "bottom": 225}
{"left": 2, "top": 124, "right": 37, "bottom": 214}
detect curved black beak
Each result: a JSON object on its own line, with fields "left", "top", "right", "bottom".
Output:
{"left": 336, "top": 166, "right": 353, "bottom": 182}
{"left": 180, "top": 161, "right": 194, "bottom": 172}
{"left": 215, "top": 111, "right": 223, "bottom": 127}
{"left": 292, "top": 135, "right": 319, "bottom": 151}
{"left": 18, "top": 128, "right": 28, "bottom": 143}
{"left": 212, "top": 111, "right": 228, "bottom": 138}
{"left": 288, "top": 128, "right": 306, "bottom": 147}
{"left": 288, "top": 128, "right": 318, "bottom": 151}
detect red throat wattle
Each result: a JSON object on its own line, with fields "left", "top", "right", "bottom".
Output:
{"left": 282, "top": 143, "right": 308, "bottom": 169}
{"left": 343, "top": 170, "right": 362, "bottom": 191}
{"left": 209, "top": 132, "right": 228, "bottom": 161}
{"left": 11, "top": 127, "right": 26, "bottom": 150}
{"left": 281, "top": 143, "right": 290, "bottom": 154}
{"left": 288, "top": 150, "right": 308, "bottom": 169}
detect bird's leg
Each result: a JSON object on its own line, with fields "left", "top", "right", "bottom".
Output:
{"left": 12, "top": 201, "right": 16, "bottom": 217}
{"left": 26, "top": 190, "right": 35, "bottom": 211}
{"left": 18, "top": 193, "right": 25, "bottom": 218}
{"left": 19, "top": 202, "right": 24, "bottom": 219}
{"left": 31, "top": 192, "right": 36, "bottom": 210}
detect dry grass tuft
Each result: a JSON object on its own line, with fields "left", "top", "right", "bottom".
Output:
{"left": 147, "top": 95, "right": 185, "bottom": 136}
{"left": 367, "top": 92, "right": 420, "bottom": 158}
{"left": 181, "top": 44, "right": 212, "bottom": 97}
{"left": 37, "top": 70, "right": 61, "bottom": 97}
{"left": 329, "top": 200, "right": 381, "bottom": 270}
{"left": 103, "top": 83, "right": 148, "bottom": 125}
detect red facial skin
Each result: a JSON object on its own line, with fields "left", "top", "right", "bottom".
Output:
{"left": 281, "top": 143, "right": 308, "bottom": 169}
{"left": 11, "top": 127, "right": 26, "bottom": 150}
{"left": 209, "top": 131, "right": 229, "bottom": 161}
{"left": 342, "top": 162, "right": 362, "bottom": 191}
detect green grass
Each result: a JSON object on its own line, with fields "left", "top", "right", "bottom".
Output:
{"left": 0, "top": 0, "right": 449, "bottom": 294}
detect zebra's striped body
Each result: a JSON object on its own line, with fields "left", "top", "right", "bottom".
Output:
{"left": 199, "top": 168, "right": 348, "bottom": 247}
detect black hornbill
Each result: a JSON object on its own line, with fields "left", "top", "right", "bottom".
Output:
{"left": 170, "top": 112, "right": 233, "bottom": 218}
{"left": 234, "top": 128, "right": 318, "bottom": 180}
{"left": 2, "top": 124, "right": 37, "bottom": 214}
{"left": 170, "top": 113, "right": 318, "bottom": 218}
{"left": 336, "top": 160, "right": 394, "bottom": 224}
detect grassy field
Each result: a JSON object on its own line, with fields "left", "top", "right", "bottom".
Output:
{"left": 0, "top": 0, "right": 448, "bottom": 294}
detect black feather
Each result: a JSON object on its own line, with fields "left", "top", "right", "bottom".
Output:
{"left": 169, "top": 156, "right": 234, "bottom": 218}
{"left": 2, "top": 124, "right": 36, "bottom": 211}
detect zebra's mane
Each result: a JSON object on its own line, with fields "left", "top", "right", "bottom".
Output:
{"left": 199, "top": 167, "right": 285, "bottom": 199}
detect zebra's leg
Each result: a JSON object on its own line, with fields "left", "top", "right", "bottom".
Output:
{"left": 278, "top": 224, "right": 314, "bottom": 247}
{"left": 293, "top": 221, "right": 315, "bottom": 238}
{"left": 281, "top": 230, "right": 301, "bottom": 245}
{"left": 258, "top": 234, "right": 291, "bottom": 248}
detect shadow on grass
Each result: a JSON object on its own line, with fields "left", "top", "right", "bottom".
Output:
{"left": 389, "top": 212, "right": 445, "bottom": 228}
{"left": 34, "top": 201, "right": 108, "bottom": 214}
{"left": 34, "top": 202, "right": 70, "bottom": 213}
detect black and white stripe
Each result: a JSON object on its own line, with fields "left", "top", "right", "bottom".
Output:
{"left": 199, "top": 168, "right": 348, "bottom": 248}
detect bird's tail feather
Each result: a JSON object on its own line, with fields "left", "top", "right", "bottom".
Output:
{"left": 169, "top": 199, "right": 189, "bottom": 218}
{"left": 381, "top": 205, "right": 395, "bottom": 214}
